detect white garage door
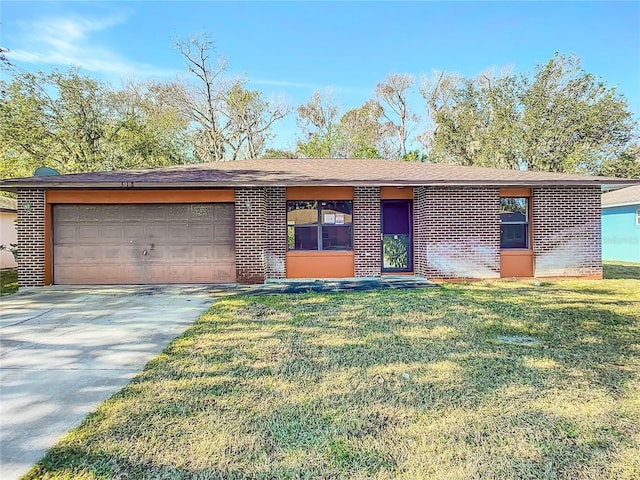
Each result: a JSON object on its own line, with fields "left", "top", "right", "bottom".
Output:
{"left": 53, "top": 203, "right": 235, "bottom": 284}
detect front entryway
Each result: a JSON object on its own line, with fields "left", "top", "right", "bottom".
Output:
{"left": 381, "top": 200, "right": 413, "bottom": 272}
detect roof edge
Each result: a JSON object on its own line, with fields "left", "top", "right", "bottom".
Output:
{"left": 2, "top": 179, "right": 639, "bottom": 191}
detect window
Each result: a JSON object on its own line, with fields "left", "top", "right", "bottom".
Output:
{"left": 287, "top": 200, "right": 353, "bottom": 250}
{"left": 636, "top": 209, "right": 640, "bottom": 226}
{"left": 500, "top": 197, "right": 529, "bottom": 249}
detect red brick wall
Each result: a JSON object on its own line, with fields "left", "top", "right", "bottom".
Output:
{"left": 235, "top": 187, "right": 266, "bottom": 283}
{"left": 414, "top": 186, "right": 501, "bottom": 279}
{"left": 17, "top": 189, "right": 46, "bottom": 287}
{"left": 533, "top": 186, "right": 602, "bottom": 277}
{"left": 265, "top": 186, "right": 286, "bottom": 279}
{"left": 354, "top": 186, "right": 381, "bottom": 277}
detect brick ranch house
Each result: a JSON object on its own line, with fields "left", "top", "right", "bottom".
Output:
{"left": 1, "top": 158, "right": 637, "bottom": 287}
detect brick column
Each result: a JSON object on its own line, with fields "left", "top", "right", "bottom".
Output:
{"left": 415, "top": 186, "right": 500, "bottom": 279}
{"left": 265, "top": 186, "right": 286, "bottom": 279}
{"left": 414, "top": 187, "right": 429, "bottom": 277}
{"left": 17, "top": 189, "right": 46, "bottom": 287}
{"left": 353, "top": 186, "right": 381, "bottom": 277}
{"left": 533, "top": 186, "right": 602, "bottom": 277}
{"left": 235, "top": 187, "right": 266, "bottom": 284}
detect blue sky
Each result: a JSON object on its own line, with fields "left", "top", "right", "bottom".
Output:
{"left": 2, "top": 1, "right": 639, "bottom": 150}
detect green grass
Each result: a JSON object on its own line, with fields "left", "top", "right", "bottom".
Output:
{"left": 0, "top": 268, "right": 18, "bottom": 296}
{"left": 604, "top": 261, "right": 640, "bottom": 280}
{"left": 24, "top": 278, "right": 640, "bottom": 480}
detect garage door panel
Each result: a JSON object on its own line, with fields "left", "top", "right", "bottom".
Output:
{"left": 214, "top": 224, "right": 234, "bottom": 242}
{"left": 214, "top": 244, "right": 234, "bottom": 260}
{"left": 168, "top": 224, "right": 189, "bottom": 241}
{"left": 101, "top": 225, "right": 124, "bottom": 240}
{"left": 124, "top": 224, "right": 145, "bottom": 239}
{"left": 55, "top": 225, "right": 78, "bottom": 243}
{"left": 192, "top": 224, "right": 214, "bottom": 240}
{"left": 78, "top": 225, "right": 101, "bottom": 243}
{"left": 77, "top": 206, "right": 102, "bottom": 222}
{"left": 53, "top": 203, "right": 235, "bottom": 284}
{"left": 214, "top": 264, "right": 235, "bottom": 282}
{"left": 146, "top": 224, "right": 168, "bottom": 239}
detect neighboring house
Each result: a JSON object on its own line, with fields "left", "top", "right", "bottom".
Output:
{"left": 0, "top": 196, "right": 18, "bottom": 269}
{"left": 0, "top": 158, "right": 638, "bottom": 287}
{"left": 601, "top": 185, "right": 640, "bottom": 262}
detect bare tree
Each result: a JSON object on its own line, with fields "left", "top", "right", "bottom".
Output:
{"left": 174, "top": 33, "right": 289, "bottom": 161}
{"left": 174, "top": 33, "right": 229, "bottom": 161}
{"left": 418, "top": 70, "right": 461, "bottom": 152}
{"left": 375, "top": 73, "right": 418, "bottom": 159}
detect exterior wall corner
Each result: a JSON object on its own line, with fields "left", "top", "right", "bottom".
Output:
{"left": 17, "top": 189, "right": 46, "bottom": 287}
{"left": 533, "top": 186, "right": 602, "bottom": 278}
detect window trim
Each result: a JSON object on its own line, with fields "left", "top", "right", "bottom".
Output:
{"left": 500, "top": 196, "right": 530, "bottom": 250}
{"left": 287, "top": 200, "right": 353, "bottom": 252}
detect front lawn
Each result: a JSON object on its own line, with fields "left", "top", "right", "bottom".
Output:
{"left": 604, "top": 261, "right": 640, "bottom": 280}
{"left": 25, "top": 278, "right": 640, "bottom": 479}
{"left": 0, "top": 268, "right": 18, "bottom": 296}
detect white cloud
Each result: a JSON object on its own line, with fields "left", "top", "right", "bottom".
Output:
{"left": 250, "top": 79, "right": 371, "bottom": 96}
{"left": 6, "top": 13, "right": 178, "bottom": 79}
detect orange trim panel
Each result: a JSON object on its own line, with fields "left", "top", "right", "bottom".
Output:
{"left": 380, "top": 187, "right": 413, "bottom": 200}
{"left": 286, "top": 251, "right": 354, "bottom": 278}
{"left": 500, "top": 188, "right": 532, "bottom": 197}
{"left": 286, "top": 186, "right": 354, "bottom": 200}
{"left": 46, "top": 189, "right": 235, "bottom": 204}
{"left": 44, "top": 202, "right": 52, "bottom": 285}
{"left": 500, "top": 250, "right": 534, "bottom": 277}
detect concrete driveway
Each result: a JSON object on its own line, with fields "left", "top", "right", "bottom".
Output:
{"left": 0, "top": 285, "right": 220, "bottom": 480}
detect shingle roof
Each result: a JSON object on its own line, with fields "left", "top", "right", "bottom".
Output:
{"left": 602, "top": 185, "right": 640, "bottom": 208}
{"left": 0, "top": 196, "right": 17, "bottom": 212}
{"left": 1, "top": 158, "right": 638, "bottom": 191}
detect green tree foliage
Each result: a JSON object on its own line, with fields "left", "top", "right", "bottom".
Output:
{"left": 261, "top": 148, "right": 299, "bottom": 159}
{"left": 424, "top": 71, "right": 520, "bottom": 168}
{"left": 296, "top": 90, "right": 341, "bottom": 158}
{"left": 520, "top": 54, "right": 634, "bottom": 173}
{"left": 0, "top": 67, "right": 192, "bottom": 178}
{"left": 338, "top": 100, "right": 386, "bottom": 158}
{"left": 297, "top": 93, "right": 393, "bottom": 159}
{"left": 597, "top": 143, "right": 640, "bottom": 178}
{"left": 421, "top": 54, "right": 635, "bottom": 174}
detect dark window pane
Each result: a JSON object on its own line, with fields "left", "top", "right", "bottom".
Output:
{"left": 291, "top": 225, "right": 318, "bottom": 250}
{"left": 321, "top": 226, "right": 352, "bottom": 250}
{"left": 382, "top": 202, "right": 410, "bottom": 234}
{"left": 501, "top": 224, "right": 528, "bottom": 249}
